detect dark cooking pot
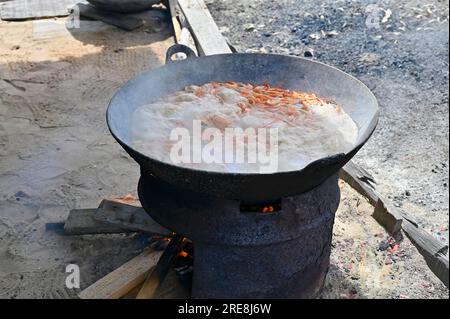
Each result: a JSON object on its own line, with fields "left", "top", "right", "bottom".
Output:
{"left": 107, "top": 44, "right": 379, "bottom": 202}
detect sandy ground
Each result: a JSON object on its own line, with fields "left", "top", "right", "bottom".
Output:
{"left": 0, "top": 3, "right": 448, "bottom": 298}
{"left": 323, "top": 181, "right": 447, "bottom": 299}
{"left": 0, "top": 16, "right": 175, "bottom": 298}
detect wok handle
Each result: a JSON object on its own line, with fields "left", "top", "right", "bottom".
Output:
{"left": 165, "top": 44, "right": 197, "bottom": 64}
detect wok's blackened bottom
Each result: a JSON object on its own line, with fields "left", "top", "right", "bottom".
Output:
{"left": 138, "top": 172, "right": 340, "bottom": 299}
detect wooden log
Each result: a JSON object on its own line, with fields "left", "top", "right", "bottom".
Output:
{"left": 373, "top": 198, "right": 403, "bottom": 234}
{"left": 340, "top": 161, "right": 418, "bottom": 226}
{"left": 340, "top": 161, "right": 449, "bottom": 287}
{"left": 94, "top": 199, "right": 171, "bottom": 236}
{"left": 79, "top": 248, "right": 163, "bottom": 299}
{"left": 121, "top": 268, "right": 189, "bottom": 299}
{"left": 136, "top": 235, "right": 184, "bottom": 299}
{"left": 0, "top": 0, "right": 84, "bottom": 21}
{"left": 153, "top": 269, "right": 190, "bottom": 299}
{"left": 176, "top": 9, "right": 198, "bottom": 54}
{"left": 166, "top": 0, "right": 181, "bottom": 42}
{"left": 32, "top": 19, "right": 113, "bottom": 40}
{"left": 178, "top": 0, "right": 231, "bottom": 55}
{"left": 120, "top": 281, "right": 146, "bottom": 299}
{"left": 402, "top": 220, "right": 449, "bottom": 288}
{"left": 340, "top": 161, "right": 379, "bottom": 206}
{"left": 64, "top": 209, "right": 131, "bottom": 235}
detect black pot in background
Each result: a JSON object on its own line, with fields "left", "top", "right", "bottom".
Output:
{"left": 87, "top": 0, "right": 161, "bottom": 13}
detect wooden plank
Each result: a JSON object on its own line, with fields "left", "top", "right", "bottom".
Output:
{"left": 340, "top": 161, "right": 449, "bottom": 287}
{"left": 166, "top": 0, "right": 182, "bottom": 42}
{"left": 373, "top": 198, "right": 403, "bottom": 234}
{"left": 94, "top": 199, "right": 171, "bottom": 236}
{"left": 136, "top": 235, "right": 183, "bottom": 299}
{"left": 402, "top": 221, "right": 449, "bottom": 288}
{"left": 32, "top": 19, "right": 112, "bottom": 40}
{"left": 153, "top": 269, "right": 190, "bottom": 299}
{"left": 340, "top": 161, "right": 418, "bottom": 225}
{"left": 79, "top": 248, "right": 163, "bottom": 299}
{"left": 176, "top": 8, "right": 198, "bottom": 54}
{"left": 171, "top": 16, "right": 182, "bottom": 41}
{"left": 179, "top": 26, "right": 190, "bottom": 45}
{"left": 78, "top": 3, "right": 144, "bottom": 31}
{"left": 64, "top": 209, "right": 131, "bottom": 235}
{"left": 178, "top": 0, "right": 231, "bottom": 55}
{"left": 120, "top": 281, "right": 146, "bottom": 299}
{"left": 340, "top": 161, "right": 379, "bottom": 206}
{"left": 1, "top": 0, "right": 84, "bottom": 21}
{"left": 166, "top": 0, "right": 177, "bottom": 15}
{"left": 121, "top": 268, "right": 189, "bottom": 299}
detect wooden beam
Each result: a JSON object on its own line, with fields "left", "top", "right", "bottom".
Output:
{"left": 340, "top": 161, "right": 418, "bottom": 226}
{"left": 340, "top": 161, "right": 379, "bottom": 206}
{"left": 178, "top": 0, "right": 231, "bottom": 55}
{"left": 402, "top": 221, "right": 449, "bottom": 288}
{"left": 373, "top": 199, "right": 403, "bottom": 234}
{"left": 175, "top": 7, "right": 198, "bottom": 54}
{"left": 340, "top": 161, "right": 425, "bottom": 229}
{"left": 121, "top": 268, "right": 189, "bottom": 299}
{"left": 166, "top": 0, "right": 182, "bottom": 42}
{"left": 78, "top": 248, "right": 163, "bottom": 299}
{"left": 136, "top": 235, "right": 184, "bottom": 299}
{"left": 64, "top": 209, "right": 131, "bottom": 235}
{"left": 153, "top": 269, "right": 190, "bottom": 299}
{"left": 0, "top": 0, "right": 84, "bottom": 21}
{"left": 163, "top": 0, "right": 177, "bottom": 16}
{"left": 340, "top": 161, "right": 449, "bottom": 287}
{"left": 94, "top": 199, "right": 171, "bottom": 236}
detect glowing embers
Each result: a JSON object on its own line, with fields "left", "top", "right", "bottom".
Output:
{"left": 239, "top": 200, "right": 282, "bottom": 214}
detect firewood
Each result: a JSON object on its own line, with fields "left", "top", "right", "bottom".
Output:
{"left": 402, "top": 220, "right": 449, "bottom": 288}
{"left": 0, "top": 0, "right": 84, "bottom": 21}
{"left": 340, "top": 160, "right": 449, "bottom": 288}
{"left": 340, "top": 161, "right": 379, "bottom": 206}
{"left": 178, "top": 0, "right": 231, "bottom": 55}
{"left": 64, "top": 209, "right": 131, "bottom": 235}
{"left": 136, "top": 235, "right": 184, "bottom": 299}
{"left": 79, "top": 248, "right": 163, "bottom": 299}
{"left": 94, "top": 199, "right": 171, "bottom": 236}
{"left": 373, "top": 198, "right": 403, "bottom": 234}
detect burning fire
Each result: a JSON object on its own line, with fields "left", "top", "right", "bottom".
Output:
{"left": 240, "top": 202, "right": 280, "bottom": 213}
{"left": 262, "top": 206, "right": 275, "bottom": 213}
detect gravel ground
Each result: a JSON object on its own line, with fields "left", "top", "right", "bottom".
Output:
{"left": 323, "top": 181, "right": 448, "bottom": 299}
{"left": 206, "top": 0, "right": 449, "bottom": 245}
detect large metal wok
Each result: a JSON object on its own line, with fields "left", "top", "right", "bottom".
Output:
{"left": 107, "top": 44, "right": 379, "bottom": 203}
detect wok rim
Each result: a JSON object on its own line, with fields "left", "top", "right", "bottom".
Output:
{"left": 106, "top": 52, "right": 379, "bottom": 178}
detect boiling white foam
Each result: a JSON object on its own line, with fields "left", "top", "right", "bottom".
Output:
{"left": 131, "top": 84, "right": 359, "bottom": 173}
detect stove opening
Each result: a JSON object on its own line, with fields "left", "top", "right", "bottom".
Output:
{"left": 240, "top": 200, "right": 282, "bottom": 214}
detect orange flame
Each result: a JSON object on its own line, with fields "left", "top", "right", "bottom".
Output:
{"left": 262, "top": 206, "right": 275, "bottom": 213}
